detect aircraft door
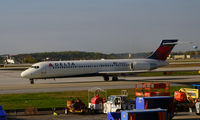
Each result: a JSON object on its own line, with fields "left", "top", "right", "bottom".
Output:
{"left": 130, "top": 62, "right": 134, "bottom": 71}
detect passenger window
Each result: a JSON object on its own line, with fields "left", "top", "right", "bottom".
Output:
{"left": 31, "top": 66, "right": 39, "bottom": 69}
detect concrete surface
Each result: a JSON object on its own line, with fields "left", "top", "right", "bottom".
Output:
{"left": 6, "top": 112, "right": 200, "bottom": 120}
{"left": 0, "top": 70, "right": 200, "bottom": 94}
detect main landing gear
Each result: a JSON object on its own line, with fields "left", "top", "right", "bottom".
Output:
{"left": 30, "top": 78, "right": 34, "bottom": 84}
{"left": 112, "top": 76, "right": 118, "bottom": 81}
{"left": 103, "top": 76, "right": 118, "bottom": 81}
{"left": 103, "top": 76, "right": 109, "bottom": 81}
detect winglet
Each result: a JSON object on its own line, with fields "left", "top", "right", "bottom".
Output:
{"left": 148, "top": 39, "right": 178, "bottom": 60}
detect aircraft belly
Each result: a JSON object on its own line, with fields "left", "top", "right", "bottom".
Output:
{"left": 39, "top": 64, "right": 131, "bottom": 79}
{"left": 49, "top": 68, "right": 97, "bottom": 77}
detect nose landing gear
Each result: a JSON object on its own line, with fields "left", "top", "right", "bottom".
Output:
{"left": 103, "top": 76, "right": 109, "bottom": 81}
{"left": 30, "top": 79, "right": 34, "bottom": 84}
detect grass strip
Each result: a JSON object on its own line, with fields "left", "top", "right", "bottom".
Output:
{"left": 0, "top": 86, "right": 188, "bottom": 110}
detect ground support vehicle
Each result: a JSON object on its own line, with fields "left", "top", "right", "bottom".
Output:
{"left": 107, "top": 109, "right": 168, "bottom": 120}
{"left": 178, "top": 88, "right": 199, "bottom": 100}
{"left": 66, "top": 99, "right": 86, "bottom": 114}
{"left": 174, "top": 88, "right": 199, "bottom": 113}
{"left": 136, "top": 96, "right": 174, "bottom": 120}
{"left": 191, "top": 84, "right": 200, "bottom": 89}
{"left": 0, "top": 105, "right": 6, "bottom": 120}
{"left": 103, "top": 95, "right": 135, "bottom": 113}
{"left": 88, "top": 94, "right": 105, "bottom": 113}
{"left": 121, "top": 109, "right": 168, "bottom": 120}
{"left": 190, "top": 85, "right": 200, "bottom": 115}
{"left": 88, "top": 87, "right": 106, "bottom": 113}
{"left": 107, "top": 112, "right": 121, "bottom": 120}
{"left": 135, "top": 82, "right": 170, "bottom": 97}
{"left": 195, "top": 102, "right": 200, "bottom": 115}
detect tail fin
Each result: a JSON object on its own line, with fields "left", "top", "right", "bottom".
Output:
{"left": 148, "top": 39, "right": 178, "bottom": 60}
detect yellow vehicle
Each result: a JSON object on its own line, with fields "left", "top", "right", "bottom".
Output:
{"left": 179, "top": 88, "right": 199, "bottom": 100}
{"left": 174, "top": 87, "right": 200, "bottom": 114}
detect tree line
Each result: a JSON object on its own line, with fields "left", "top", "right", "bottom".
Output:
{"left": 0, "top": 50, "right": 199, "bottom": 64}
{"left": 10, "top": 51, "right": 124, "bottom": 64}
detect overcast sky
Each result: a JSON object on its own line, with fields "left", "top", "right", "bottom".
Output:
{"left": 0, "top": 0, "right": 200, "bottom": 55}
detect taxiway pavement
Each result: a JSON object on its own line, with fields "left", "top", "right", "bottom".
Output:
{"left": 0, "top": 69, "right": 200, "bottom": 94}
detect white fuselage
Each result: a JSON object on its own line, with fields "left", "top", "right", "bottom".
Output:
{"left": 21, "top": 59, "right": 168, "bottom": 79}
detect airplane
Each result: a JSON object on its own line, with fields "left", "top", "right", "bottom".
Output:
{"left": 21, "top": 39, "right": 178, "bottom": 84}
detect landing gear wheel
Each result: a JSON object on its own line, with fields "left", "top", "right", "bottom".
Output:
{"left": 103, "top": 76, "right": 109, "bottom": 81}
{"left": 112, "top": 76, "right": 118, "bottom": 81}
{"left": 30, "top": 79, "right": 34, "bottom": 84}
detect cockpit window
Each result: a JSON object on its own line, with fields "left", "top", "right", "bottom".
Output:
{"left": 31, "top": 66, "right": 39, "bottom": 69}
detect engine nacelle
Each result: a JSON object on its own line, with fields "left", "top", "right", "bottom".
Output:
{"left": 130, "top": 62, "right": 150, "bottom": 70}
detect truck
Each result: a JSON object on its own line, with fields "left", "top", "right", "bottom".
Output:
{"left": 103, "top": 95, "right": 135, "bottom": 113}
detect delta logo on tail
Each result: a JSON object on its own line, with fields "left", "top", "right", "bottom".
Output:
{"left": 148, "top": 39, "right": 178, "bottom": 60}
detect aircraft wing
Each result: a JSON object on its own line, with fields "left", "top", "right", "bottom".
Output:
{"left": 98, "top": 70, "right": 150, "bottom": 76}
{"left": 98, "top": 67, "right": 200, "bottom": 76}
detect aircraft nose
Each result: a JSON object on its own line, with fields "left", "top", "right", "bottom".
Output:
{"left": 21, "top": 71, "right": 29, "bottom": 78}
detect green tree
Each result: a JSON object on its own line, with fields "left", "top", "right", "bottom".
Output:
{"left": 23, "top": 56, "right": 37, "bottom": 63}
